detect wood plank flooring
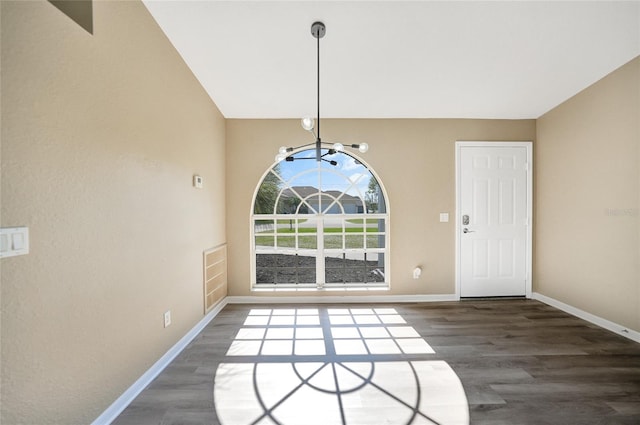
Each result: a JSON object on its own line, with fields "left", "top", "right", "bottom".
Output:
{"left": 113, "top": 300, "right": 640, "bottom": 425}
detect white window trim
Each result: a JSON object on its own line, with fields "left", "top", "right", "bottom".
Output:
{"left": 250, "top": 150, "right": 391, "bottom": 291}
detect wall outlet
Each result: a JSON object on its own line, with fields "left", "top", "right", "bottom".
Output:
{"left": 164, "top": 310, "right": 171, "bottom": 328}
{"left": 413, "top": 267, "right": 422, "bottom": 279}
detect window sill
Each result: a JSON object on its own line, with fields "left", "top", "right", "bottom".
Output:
{"left": 252, "top": 285, "right": 390, "bottom": 292}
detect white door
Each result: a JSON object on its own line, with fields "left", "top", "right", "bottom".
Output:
{"left": 457, "top": 142, "right": 532, "bottom": 297}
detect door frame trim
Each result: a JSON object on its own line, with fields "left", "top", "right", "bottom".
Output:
{"left": 455, "top": 141, "right": 533, "bottom": 299}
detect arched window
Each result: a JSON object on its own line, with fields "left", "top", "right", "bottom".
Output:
{"left": 251, "top": 148, "right": 389, "bottom": 289}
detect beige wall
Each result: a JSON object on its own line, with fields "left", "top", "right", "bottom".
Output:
{"left": 536, "top": 57, "right": 640, "bottom": 332}
{"left": 2, "top": 0, "right": 636, "bottom": 422}
{"left": 226, "top": 119, "right": 536, "bottom": 297}
{"left": 1, "top": 1, "right": 226, "bottom": 424}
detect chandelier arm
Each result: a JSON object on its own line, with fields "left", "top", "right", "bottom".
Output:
{"left": 281, "top": 141, "right": 339, "bottom": 159}
{"left": 287, "top": 140, "right": 338, "bottom": 151}
{"left": 320, "top": 149, "right": 336, "bottom": 158}
{"left": 321, "top": 158, "right": 338, "bottom": 166}
{"left": 288, "top": 141, "right": 316, "bottom": 151}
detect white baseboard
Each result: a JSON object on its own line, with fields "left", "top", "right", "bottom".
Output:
{"left": 532, "top": 292, "right": 640, "bottom": 343}
{"left": 91, "top": 298, "right": 229, "bottom": 425}
{"left": 226, "top": 294, "right": 458, "bottom": 304}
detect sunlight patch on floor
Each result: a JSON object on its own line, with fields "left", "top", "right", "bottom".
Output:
{"left": 214, "top": 360, "right": 468, "bottom": 425}
{"left": 215, "top": 308, "right": 469, "bottom": 424}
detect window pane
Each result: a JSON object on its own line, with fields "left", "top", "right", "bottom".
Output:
{"left": 297, "top": 235, "right": 317, "bottom": 249}
{"left": 325, "top": 255, "right": 346, "bottom": 283}
{"left": 296, "top": 254, "right": 315, "bottom": 268}
{"left": 366, "top": 219, "right": 386, "bottom": 233}
{"left": 255, "top": 235, "right": 273, "bottom": 249}
{"left": 296, "top": 218, "right": 316, "bottom": 233}
{"left": 367, "top": 266, "right": 385, "bottom": 282}
{"left": 254, "top": 172, "right": 281, "bottom": 215}
{"left": 342, "top": 195, "right": 364, "bottom": 214}
{"left": 296, "top": 268, "right": 316, "bottom": 284}
{"left": 276, "top": 236, "right": 295, "bottom": 248}
{"left": 365, "top": 176, "right": 385, "bottom": 213}
{"left": 366, "top": 252, "right": 384, "bottom": 265}
{"left": 276, "top": 219, "right": 296, "bottom": 233}
{"left": 256, "top": 268, "right": 275, "bottom": 284}
{"left": 345, "top": 219, "right": 364, "bottom": 232}
{"left": 323, "top": 218, "right": 343, "bottom": 232}
{"left": 256, "top": 254, "right": 276, "bottom": 284}
{"left": 277, "top": 158, "right": 313, "bottom": 182}
{"left": 256, "top": 253, "right": 276, "bottom": 268}
{"left": 325, "top": 254, "right": 368, "bottom": 283}
{"left": 325, "top": 258, "right": 345, "bottom": 283}
{"left": 366, "top": 234, "right": 386, "bottom": 249}
{"left": 254, "top": 219, "right": 275, "bottom": 233}
{"left": 276, "top": 194, "right": 303, "bottom": 215}
{"left": 276, "top": 269, "right": 298, "bottom": 284}
{"left": 345, "top": 234, "right": 364, "bottom": 249}
{"left": 324, "top": 235, "right": 342, "bottom": 249}
{"left": 273, "top": 253, "right": 297, "bottom": 267}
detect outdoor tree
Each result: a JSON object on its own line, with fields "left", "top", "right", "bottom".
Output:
{"left": 254, "top": 164, "right": 282, "bottom": 215}
{"left": 365, "top": 176, "right": 380, "bottom": 213}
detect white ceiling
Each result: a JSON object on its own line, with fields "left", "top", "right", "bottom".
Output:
{"left": 142, "top": 1, "right": 640, "bottom": 119}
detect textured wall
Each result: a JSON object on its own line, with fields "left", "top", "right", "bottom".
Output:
{"left": 536, "top": 57, "right": 640, "bottom": 332}
{"left": 1, "top": 1, "right": 226, "bottom": 423}
{"left": 226, "top": 118, "right": 536, "bottom": 297}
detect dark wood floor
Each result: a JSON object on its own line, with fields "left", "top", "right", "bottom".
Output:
{"left": 113, "top": 300, "right": 640, "bottom": 425}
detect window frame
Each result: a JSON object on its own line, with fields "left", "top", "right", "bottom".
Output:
{"left": 250, "top": 149, "right": 390, "bottom": 291}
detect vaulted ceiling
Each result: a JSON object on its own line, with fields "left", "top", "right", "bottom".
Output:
{"left": 143, "top": 1, "right": 640, "bottom": 119}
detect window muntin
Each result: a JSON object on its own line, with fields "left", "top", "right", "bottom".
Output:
{"left": 252, "top": 149, "right": 388, "bottom": 288}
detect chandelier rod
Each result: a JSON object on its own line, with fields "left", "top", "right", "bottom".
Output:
{"left": 275, "top": 22, "right": 368, "bottom": 166}
{"left": 314, "top": 22, "right": 323, "bottom": 161}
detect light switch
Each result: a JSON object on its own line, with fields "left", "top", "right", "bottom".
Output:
{"left": 0, "top": 234, "right": 9, "bottom": 252}
{"left": 0, "top": 227, "right": 29, "bottom": 258}
{"left": 12, "top": 233, "right": 24, "bottom": 250}
{"left": 439, "top": 213, "right": 449, "bottom": 223}
{"left": 193, "top": 175, "right": 203, "bottom": 189}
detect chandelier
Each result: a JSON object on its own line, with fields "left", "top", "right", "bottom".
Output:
{"left": 275, "top": 22, "right": 368, "bottom": 166}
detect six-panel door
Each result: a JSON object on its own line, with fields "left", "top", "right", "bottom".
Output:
{"left": 459, "top": 146, "right": 529, "bottom": 297}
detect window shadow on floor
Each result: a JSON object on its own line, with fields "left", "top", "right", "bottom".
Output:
{"left": 213, "top": 307, "right": 469, "bottom": 425}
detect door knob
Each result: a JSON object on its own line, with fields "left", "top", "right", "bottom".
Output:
{"left": 463, "top": 228, "right": 475, "bottom": 233}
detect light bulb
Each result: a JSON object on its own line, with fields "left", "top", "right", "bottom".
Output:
{"left": 275, "top": 153, "right": 286, "bottom": 162}
{"left": 332, "top": 142, "right": 344, "bottom": 152}
{"left": 358, "top": 142, "right": 369, "bottom": 153}
{"left": 301, "top": 117, "right": 315, "bottom": 131}
{"left": 278, "top": 146, "right": 288, "bottom": 154}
